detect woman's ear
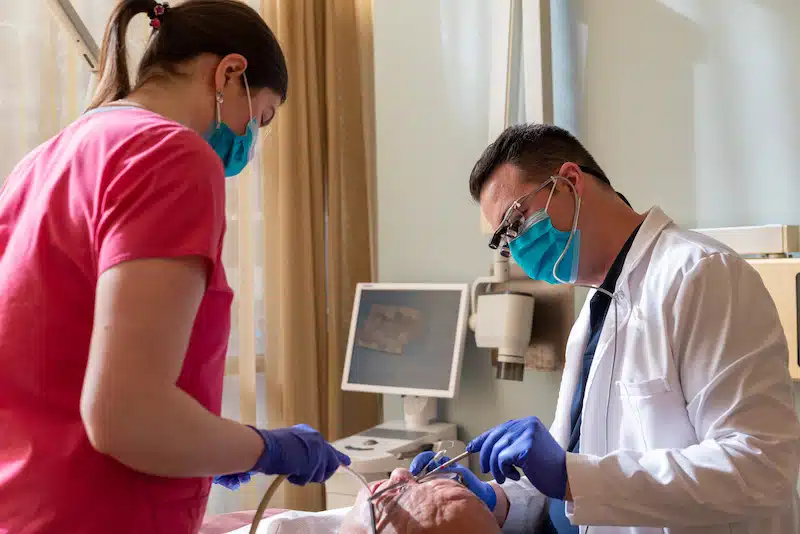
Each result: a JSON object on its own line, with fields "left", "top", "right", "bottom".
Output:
{"left": 214, "top": 54, "right": 248, "bottom": 91}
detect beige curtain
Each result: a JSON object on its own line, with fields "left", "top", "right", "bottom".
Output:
{"left": 259, "top": 0, "right": 381, "bottom": 512}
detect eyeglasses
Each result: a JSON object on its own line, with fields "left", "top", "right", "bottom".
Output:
{"left": 488, "top": 165, "right": 605, "bottom": 256}
{"left": 488, "top": 178, "right": 554, "bottom": 256}
{"left": 366, "top": 472, "right": 466, "bottom": 533}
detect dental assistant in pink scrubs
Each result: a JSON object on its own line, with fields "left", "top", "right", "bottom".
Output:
{"left": 0, "top": 1, "right": 348, "bottom": 533}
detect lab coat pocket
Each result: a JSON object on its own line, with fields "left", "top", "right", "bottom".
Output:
{"left": 618, "top": 377, "right": 697, "bottom": 450}
{"left": 618, "top": 377, "right": 671, "bottom": 397}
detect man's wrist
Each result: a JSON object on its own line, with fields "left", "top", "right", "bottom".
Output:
{"left": 489, "top": 482, "right": 510, "bottom": 526}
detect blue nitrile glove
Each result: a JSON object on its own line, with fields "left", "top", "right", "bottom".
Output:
{"left": 252, "top": 424, "right": 351, "bottom": 485}
{"left": 409, "top": 451, "right": 497, "bottom": 511}
{"left": 213, "top": 472, "right": 252, "bottom": 490}
{"left": 214, "top": 424, "right": 351, "bottom": 490}
{"left": 467, "top": 417, "right": 567, "bottom": 500}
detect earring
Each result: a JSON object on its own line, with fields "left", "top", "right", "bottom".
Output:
{"left": 215, "top": 91, "right": 223, "bottom": 128}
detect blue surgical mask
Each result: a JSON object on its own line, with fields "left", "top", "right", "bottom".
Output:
{"left": 203, "top": 72, "right": 259, "bottom": 177}
{"left": 507, "top": 179, "right": 581, "bottom": 284}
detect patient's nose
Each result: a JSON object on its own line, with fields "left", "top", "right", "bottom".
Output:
{"left": 388, "top": 468, "right": 415, "bottom": 484}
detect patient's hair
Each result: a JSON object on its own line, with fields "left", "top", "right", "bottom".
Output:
{"left": 89, "top": 0, "right": 287, "bottom": 109}
{"left": 468, "top": 123, "right": 622, "bottom": 202}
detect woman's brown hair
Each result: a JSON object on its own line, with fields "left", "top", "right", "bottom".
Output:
{"left": 88, "top": 0, "right": 287, "bottom": 109}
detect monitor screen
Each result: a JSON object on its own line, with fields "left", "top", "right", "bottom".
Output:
{"left": 341, "top": 283, "right": 468, "bottom": 398}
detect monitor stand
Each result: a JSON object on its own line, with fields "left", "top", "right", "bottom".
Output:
{"left": 328, "top": 395, "right": 459, "bottom": 476}
{"left": 402, "top": 395, "right": 437, "bottom": 428}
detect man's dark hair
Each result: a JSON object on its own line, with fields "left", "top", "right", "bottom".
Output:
{"left": 468, "top": 123, "right": 617, "bottom": 202}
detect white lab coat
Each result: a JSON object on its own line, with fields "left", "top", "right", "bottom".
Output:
{"left": 500, "top": 207, "right": 800, "bottom": 534}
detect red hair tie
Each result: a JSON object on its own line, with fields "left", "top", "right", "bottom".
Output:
{"left": 149, "top": 2, "right": 169, "bottom": 30}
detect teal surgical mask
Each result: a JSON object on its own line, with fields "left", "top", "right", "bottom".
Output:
{"left": 204, "top": 72, "right": 259, "bottom": 177}
{"left": 506, "top": 178, "right": 582, "bottom": 284}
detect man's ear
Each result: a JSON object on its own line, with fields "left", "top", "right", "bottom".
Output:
{"left": 213, "top": 53, "right": 249, "bottom": 92}
{"left": 556, "top": 162, "right": 585, "bottom": 196}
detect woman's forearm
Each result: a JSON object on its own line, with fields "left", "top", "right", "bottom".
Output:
{"left": 83, "top": 384, "right": 264, "bottom": 478}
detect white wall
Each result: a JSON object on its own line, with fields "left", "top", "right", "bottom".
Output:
{"left": 569, "top": 0, "right": 800, "bottom": 229}
{"left": 373, "top": 0, "right": 562, "bottom": 444}
{"left": 373, "top": 0, "right": 800, "bottom": 444}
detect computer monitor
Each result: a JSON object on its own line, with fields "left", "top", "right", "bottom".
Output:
{"left": 341, "top": 283, "right": 470, "bottom": 399}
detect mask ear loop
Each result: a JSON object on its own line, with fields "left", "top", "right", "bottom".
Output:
{"left": 242, "top": 71, "right": 261, "bottom": 162}
{"left": 551, "top": 177, "right": 617, "bottom": 301}
{"left": 550, "top": 176, "right": 582, "bottom": 286}
{"left": 243, "top": 71, "right": 255, "bottom": 124}
{"left": 544, "top": 180, "right": 557, "bottom": 213}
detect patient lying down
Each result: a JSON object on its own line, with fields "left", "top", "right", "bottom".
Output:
{"left": 228, "top": 468, "right": 500, "bottom": 533}
{"left": 340, "top": 468, "right": 500, "bottom": 534}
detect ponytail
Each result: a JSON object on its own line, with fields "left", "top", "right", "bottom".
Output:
{"left": 87, "top": 0, "right": 287, "bottom": 112}
{"left": 89, "top": 0, "right": 155, "bottom": 110}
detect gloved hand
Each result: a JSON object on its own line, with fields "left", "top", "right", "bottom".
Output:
{"left": 409, "top": 451, "right": 497, "bottom": 511}
{"left": 252, "top": 424, "right": 350, "bottom": 485}
{"left": 467, "top": 417, "right": 567, "bottom": 500}
{"left": 214, "top": 424, "right": 350, "bottom": 490}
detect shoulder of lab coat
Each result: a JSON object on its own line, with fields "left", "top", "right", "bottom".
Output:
{"left": 499, "top": 477, "right": 547, "bottom": 533}
{"left": 565, "top": 209, "right": 800, "bottom": 528}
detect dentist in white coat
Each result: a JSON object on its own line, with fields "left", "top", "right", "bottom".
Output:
{"left": 412, "top": 123, "right": 800, "bottom": 534}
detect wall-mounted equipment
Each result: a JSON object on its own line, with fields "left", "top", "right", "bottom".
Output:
{"left": 469, "top": 250, "right": 573, "bottom": 381}
{"left": 473, "top": 292, "right": 535, "bottom": 381}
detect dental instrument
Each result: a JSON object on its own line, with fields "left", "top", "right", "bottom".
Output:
{"left": 414, "top": 450, "right": 472, "bottom": 482}
{"left": 413, "top": 449, "right": 446, "bottom": 481}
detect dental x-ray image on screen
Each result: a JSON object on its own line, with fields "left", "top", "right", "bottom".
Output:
{"left": 356, "top": 304, "right": 423, "bottom": 355}
{"left": 343, "top": 284, "right": 468, "bottom": 396}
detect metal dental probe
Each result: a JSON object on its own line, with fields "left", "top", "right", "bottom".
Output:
{"left": 414, "top": 450, "right": 472, "bottom": 482}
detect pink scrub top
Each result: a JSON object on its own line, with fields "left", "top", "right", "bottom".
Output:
{"left": 0, "top": 107, "right": 233, "bottom": 533}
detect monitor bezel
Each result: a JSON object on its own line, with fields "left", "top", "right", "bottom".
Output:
{"left": 340, "top": 282, "right": 469, "bottom": 399}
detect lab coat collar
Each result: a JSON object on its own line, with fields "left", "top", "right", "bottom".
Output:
{"left": 609, "top": 206, "right": 673, "bottom": 299}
